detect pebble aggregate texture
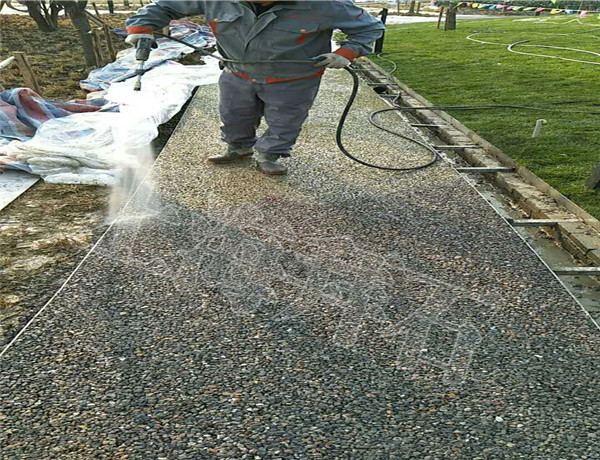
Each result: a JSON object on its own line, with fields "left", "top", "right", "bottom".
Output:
{"left": 1, "top": 70, "right": 600, "bottom": 459}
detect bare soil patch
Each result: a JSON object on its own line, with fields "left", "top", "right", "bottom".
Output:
{"left": 0, "top": 185, "right": 110, "bottom": 343}
{"left": 0, "top": 13, "right": 131, "bottom": 100}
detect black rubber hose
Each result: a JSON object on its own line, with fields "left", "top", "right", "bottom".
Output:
{"left": 337, "top": 68, "right": 440, "bottom": 171}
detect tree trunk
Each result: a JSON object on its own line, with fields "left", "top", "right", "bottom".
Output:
{"left": 25, "top": 2, "right": 56, "bottom": 32}
{"left": 445, "top": 4, "right": 457, "bottom": 30}
{"left": 40, "top": 1, "right": 52, "bottom": 22}
{"left": 408, "top": 1, "right": 416, "bottom": 15}
{"left": 437, "top": 6, "right": 445, "bottom": 29}
{"left": 49, "top": 3, "right": 63, "bottom": 29}
{"left": 64, "top": 1, "right": 97, "bottom": 68}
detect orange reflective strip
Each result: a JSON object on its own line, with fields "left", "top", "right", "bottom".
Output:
{"left": 265, "top": 70, "right": 324, "bottom": 84}
{"left": 334, "top": 47, "right": 360, "bottom": 61}
{"left": 127, "top": 26, "right": 154, "bottom": 34}
{"left": 296, "top": 33, "right": 308, "bottom": 45}
{"left": 233, "top": 70, "right": 325, "bottom": 84}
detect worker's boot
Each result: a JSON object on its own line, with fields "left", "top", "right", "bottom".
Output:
{"left": 207, "top": 144, "right": 254, "bottom": 164}
{"left": 256, "top": 152, "right": 288, "bottom": 176}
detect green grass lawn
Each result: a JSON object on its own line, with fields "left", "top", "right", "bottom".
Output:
{"left": 375, "top": 16, "right": 600, "bottom": 218}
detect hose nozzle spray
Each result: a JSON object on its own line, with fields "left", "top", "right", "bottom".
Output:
{"left": 133, "top": 37, "right": 154, "bottom": 91}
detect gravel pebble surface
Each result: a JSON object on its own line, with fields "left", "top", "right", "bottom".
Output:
{"left": 1, "top": 70, "right": 599, "bottom": 459}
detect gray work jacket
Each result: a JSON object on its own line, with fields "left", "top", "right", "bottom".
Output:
{"left": 126, "top": 1, "right": 385, "bottom": 81}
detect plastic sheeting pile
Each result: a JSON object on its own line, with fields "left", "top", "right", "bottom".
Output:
{"left": 1, "top": 60, "right": 221, "bottom": 185}
{"left": 0, "top": 22, "right": 218, "bottom": 185}
{"left": 0, "top": 87, "right": 107, "bottom": 146}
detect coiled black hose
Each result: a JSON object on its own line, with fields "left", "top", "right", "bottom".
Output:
{"left": 335, "top": 67, "right": 441, "bottom": 171}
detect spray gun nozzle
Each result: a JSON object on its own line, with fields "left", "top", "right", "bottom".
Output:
{"left": 132, "top": 37, "right": 155, "bottom": 92}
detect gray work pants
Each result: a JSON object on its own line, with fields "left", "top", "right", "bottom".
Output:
{"left": 219, "top": 71, "right": 322, "bottom": 157}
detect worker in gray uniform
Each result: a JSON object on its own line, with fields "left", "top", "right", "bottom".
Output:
{"left": 126, "top": 1, "right": 384, "bottom": 175}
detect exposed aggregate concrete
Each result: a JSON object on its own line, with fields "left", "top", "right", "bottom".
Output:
{"left": 1, "top": 70, "right": 599, "bottom": 459}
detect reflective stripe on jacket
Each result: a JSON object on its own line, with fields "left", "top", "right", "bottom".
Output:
{"left": 126, "top": 1, "right": 385, "bottom": 81}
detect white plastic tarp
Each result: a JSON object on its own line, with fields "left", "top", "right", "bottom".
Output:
{"left": 1, "top": 59, "right": 221, "bottom": 185}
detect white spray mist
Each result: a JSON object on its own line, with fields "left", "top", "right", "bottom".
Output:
{"left": 107, "top": 111, "right": 157, "bottom": 223}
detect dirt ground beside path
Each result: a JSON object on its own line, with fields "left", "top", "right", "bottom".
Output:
{"left": 0, "top": 14, "right": 131, "bottom": 100}
{"left": 0, "top": 185, "right": 110, "bottom": 345}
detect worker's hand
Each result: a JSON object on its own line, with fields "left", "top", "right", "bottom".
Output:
{"left": 125, "top": 33, "right": 156, "bottom": 47}
{"left": 313, "top": 53, "right": 351, "bottom": 69}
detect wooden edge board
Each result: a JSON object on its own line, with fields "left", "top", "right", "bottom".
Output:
{"left": 508, "top": 219, "right": 580, "bottom": 227}
{"left": 455, "top": 167, "right": 516, "bottom": 173}
{"left": 553, "top": 267, "right": 600, "bottom": 276}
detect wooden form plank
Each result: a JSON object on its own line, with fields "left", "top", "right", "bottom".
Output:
{"left": 455, "top": 167, "right": 516, "bottom": 173}
{"left": 435, "top": 145, "right": 479, "bottom": 151}
{"left": 366, "top": 81, "right": 399, "bottom": 88}
{"left": 411, "top": 123, "right": 447, "bottom": 128}
{"left": 508, "top": 219, "right": 580, "bottom": 227}
{"left": 103, "top": 24, "right": 117, "bottom": 61}
{"left": 553, "top": 267, "right": 600, "bottom": 276}
{"left": 84, "top": 9, "right": 108, "bottom": 27}
{"left": 91, "top": 28, "right": 107, "bottom": 67}
{"left": 13, "top": 52, "right": 41, "bottom": 95}
{"left": 351, "top": 68, "right": 385, "bottom": 73}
